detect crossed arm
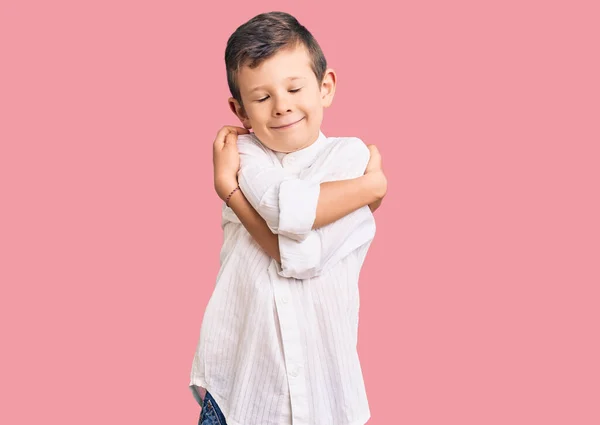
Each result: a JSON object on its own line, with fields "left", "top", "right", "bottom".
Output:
{"left": 214, "top": 130, "right": 386, "bottom": 278}
{"left": 226, "top": 171, "right": 385, "bottom": 264}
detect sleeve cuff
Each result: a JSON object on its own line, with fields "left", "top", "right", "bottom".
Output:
{"left": 277, "top": 232, "right": 322, "bottom": 279}
{"left": 278, "top": 179, "right": 320, "bottom": 242}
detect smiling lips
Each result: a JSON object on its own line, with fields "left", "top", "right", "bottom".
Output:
{"left": 271, "top": 117, "right": 304, "bottom": 129}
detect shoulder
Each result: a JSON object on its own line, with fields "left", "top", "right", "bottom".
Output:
{"left": 237, "top": 133, "right": 271, "bottom": 156}
{"left": 237, "top": 133, "right": 280, "bottom": 168}
{"left": 236, "top": 133, "right": 262, "bottom": 148}
{"left": 310, "top": 136, "right": 371, "bottom": 178}
{"left": 324, "top": 136, "right": 370, "bottom": 158}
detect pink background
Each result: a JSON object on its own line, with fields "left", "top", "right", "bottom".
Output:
{"left": 1, "top": 0, "right": 599, "bottom": 424}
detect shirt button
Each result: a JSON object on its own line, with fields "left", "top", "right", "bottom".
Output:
{"left": 282, "top": 297, "right": 288, "bottom": 304}
{"left": 290, "top": 368, "right": 298, "bottom": 377}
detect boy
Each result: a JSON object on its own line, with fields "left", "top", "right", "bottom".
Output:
{"left": 190, "top": 11, "right": 387, "bottom": 425}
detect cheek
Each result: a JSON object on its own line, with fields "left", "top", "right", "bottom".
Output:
{"left": 307, "top": 98, "right": 322, "bottom": 116}
{"left": 246, "top": 107, "right": 265, "bottom": 123}
{"left": 298, "top": 96, "right": 317, "bottom": 114}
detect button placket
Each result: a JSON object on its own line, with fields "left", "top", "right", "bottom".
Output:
{"left": 269, "top": 261, "right": 310, "bottom": 425}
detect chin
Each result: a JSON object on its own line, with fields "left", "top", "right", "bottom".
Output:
{"left": 259, "top": 131, "right": 310, "bottom": 153}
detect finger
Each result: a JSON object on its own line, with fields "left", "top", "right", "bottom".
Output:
{"left": 224, "top": 132, "right": 239, "bottom": 151}
{"left": 230, "top": 126, "right": 250, "bottom": 135}
{"left": 367, "top": 147, "right": 378, "bottom": 159}
{"left": 215, "top": 125, "right": 231, "bottom": 143}
{"left": 214, "top": 126, "right": 247, "bottom": 146}
{"left": 224, "top": 132, "right": 238, "bottom": 145}
{"left": 222, "top": 126, "right": 249, "bottom": 137}
{"left": 366, "top": 148, "right": 378, "bottom": 162}
{"left": 213, "top": 128, "right": 229, "bottom": 149}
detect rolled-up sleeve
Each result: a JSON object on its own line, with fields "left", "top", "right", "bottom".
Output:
{"left": 277, "top": 179, "right": 320, "bottom": 241}
{"left": 277, "top": 205, "right": 376, "bottom": 279}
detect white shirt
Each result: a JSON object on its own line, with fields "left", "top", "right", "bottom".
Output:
{"left": 189, "top": 131, "right": 376, "bottom": 425}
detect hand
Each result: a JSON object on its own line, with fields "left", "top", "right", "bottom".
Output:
{"left": 213, "top": 126, "right": 249, "bottom": 201}
{"left": 364, "top": 144, "right": 387, "bottom": 212}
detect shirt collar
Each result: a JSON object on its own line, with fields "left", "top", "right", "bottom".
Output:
{"left": 273, "top": 130, "right": 328, "bottom": 169}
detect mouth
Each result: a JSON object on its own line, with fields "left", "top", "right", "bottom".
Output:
{"left": 271, "top": 117, "right": 305, "bottom": 130}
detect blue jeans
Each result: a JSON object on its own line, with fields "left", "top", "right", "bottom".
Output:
{"left": 198, "top": 391, "right": 228, "bottom": 425}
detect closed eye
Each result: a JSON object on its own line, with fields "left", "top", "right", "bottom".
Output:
{"left": 256, "top": 88, "right": 302, "bottom": 103}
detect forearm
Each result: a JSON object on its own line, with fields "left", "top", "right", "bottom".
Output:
{"left": 239, "top": 167, "right": 382, "bottom": 233}
{"left": 313, "top": 173, "right": 384, "bottom": 229}
{"left": 227, "top": 188, "right": 281, "bottom": 263}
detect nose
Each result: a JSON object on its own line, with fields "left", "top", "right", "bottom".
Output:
{"left": 272, "top": 93, "right": 293, "bottom": 116}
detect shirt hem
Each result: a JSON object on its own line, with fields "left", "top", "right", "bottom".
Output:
{"left": 189, "top": 377, "right": 371, "bottom": 425}
{"left": 349, "top": 411, "right": 372, "bottom": 425}
{"left": 190, "top": 377, "right": 371, "bottom": 425}
{"left": 189, "top": 378, "right": 245, "bottom": 425}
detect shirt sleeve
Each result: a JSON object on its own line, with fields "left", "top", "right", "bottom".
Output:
{"left": 276, "top": 205, "right": 376, "bottom": 279}
{"left": 276, "top": 137, "right": 377, "bottom": 279}
{"left": 237, "top": 134, "right": 320, "bottom": 241}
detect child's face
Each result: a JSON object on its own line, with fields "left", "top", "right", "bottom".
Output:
{"left": 229, "top": 44, "right": 336, "bottom": 153}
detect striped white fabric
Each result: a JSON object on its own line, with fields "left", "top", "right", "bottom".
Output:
{"left": 189, "top": 131, "right": 376, "bottom": 425}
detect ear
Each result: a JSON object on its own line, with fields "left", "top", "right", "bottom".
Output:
{"left": 228, "top": 97, "right": 252, "bottom": 129}
{"left": 320, "top": 69, "right": 337, "bottom": 108}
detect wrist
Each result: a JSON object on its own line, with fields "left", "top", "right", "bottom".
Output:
{"left": 215, "top": 176, "right": 238, "bottom": 201}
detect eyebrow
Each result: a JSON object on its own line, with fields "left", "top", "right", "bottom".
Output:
{"left": 249, "top": 77, "right": 306, "bottom": 93}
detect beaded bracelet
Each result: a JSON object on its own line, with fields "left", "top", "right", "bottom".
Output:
{"left": 225, "top": 186, "right": 240, "bottom": 207}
